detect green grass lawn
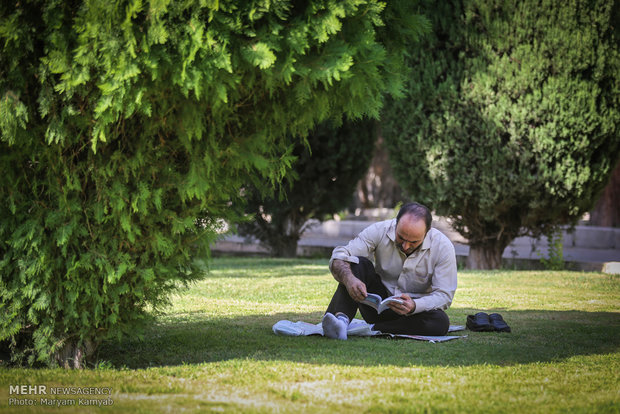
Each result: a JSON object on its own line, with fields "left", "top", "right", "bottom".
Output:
{"left": 1, "top": 257, "right": 619, "bottom": 413}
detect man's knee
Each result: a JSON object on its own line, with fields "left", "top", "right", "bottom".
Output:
{"left": 350, "top": 256, "right": 375, "bottom": 277}
{"left": 424, "top": 310, "right": 450, "bottom": 335}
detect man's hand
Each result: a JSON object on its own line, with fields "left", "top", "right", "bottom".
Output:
{"left": 345, "top": 277, "right": 368, "bottom": 302}
{"left": 387, "top": 294, "right": 416, "bottom": 315}
{"left": 331, "top": 259, "right": 368, "bottom": 302}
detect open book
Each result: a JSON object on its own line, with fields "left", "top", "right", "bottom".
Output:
{"left": 361, "top": 293, "right": 404, "bottom": 314}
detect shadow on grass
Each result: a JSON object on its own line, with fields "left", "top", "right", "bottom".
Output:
{"left": 98, "top": 308, "right": 620, "bottom": 369}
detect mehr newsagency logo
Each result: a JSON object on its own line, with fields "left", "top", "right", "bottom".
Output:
{"left": 8, "top": 384, "right": 114, "bottom": 408}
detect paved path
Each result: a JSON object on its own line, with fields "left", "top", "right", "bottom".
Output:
{"left": 213, "top": 218, "right": 620, "bottom": 273}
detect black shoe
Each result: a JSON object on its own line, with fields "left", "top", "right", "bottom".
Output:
{"left": 466, "top": 312, "right": 493, "bottom": 332}
{"left": 489, "top": 313, "right": 511, "bottom": 333}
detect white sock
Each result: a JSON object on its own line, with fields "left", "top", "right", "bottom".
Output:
{"left": 322, "top": 312, "right": 349, "bottom": 340}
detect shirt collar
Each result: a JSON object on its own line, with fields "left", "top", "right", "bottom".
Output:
{"left": 421, "top": 229, "right": 432, "bottom": 250}
{"left": 387, "top": 219, "right": 397, "bottom": 242}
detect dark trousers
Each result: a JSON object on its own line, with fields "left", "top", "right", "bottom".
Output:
{"left": 326, "top": 257, "right": 450, "bottom": 336}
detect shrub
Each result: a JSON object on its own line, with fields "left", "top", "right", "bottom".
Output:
{"left": 238, "top": 118, "right": 377, "bottom": 257}
{"left": 383, "top": 0, "right": 620, "bottom": 269}
{"left": 0, "top": 0, "right": 425, "bottom": 366}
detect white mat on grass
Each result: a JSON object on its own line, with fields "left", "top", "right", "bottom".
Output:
{"left": 273, "top": 319, "right": 466, "bottom": 343}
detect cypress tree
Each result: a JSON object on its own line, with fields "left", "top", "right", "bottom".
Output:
{"left": 238, "top": 118, "right": 377, "bottom": 257}
{"left": 383, "top": 0, "right": 620, "bottom": 269}
{"left": 0, "top": 1, "right": 426, "bottom": 366}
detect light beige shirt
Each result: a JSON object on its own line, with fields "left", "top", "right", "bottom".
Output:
{"left": 329, "top": 219, "right": 457, "bottom": 314}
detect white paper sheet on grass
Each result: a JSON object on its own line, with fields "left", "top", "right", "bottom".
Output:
{"left": 272, "top": 319, "right": 466, "bottom": 343}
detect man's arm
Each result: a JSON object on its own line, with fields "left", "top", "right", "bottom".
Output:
{"left": 407, "top": 239, "right": 457, "bottom": 314}
{"left": 329, "top": 221, "right": 388, "bottom": 302}
{"left": 331, "top": 259, "right": 368, "bottom": 302}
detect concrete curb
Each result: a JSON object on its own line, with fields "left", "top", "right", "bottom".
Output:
{"left": 213, "top": 219, "right": 620, "bottom": 274}
{"left": 212, "top": 241, "right": 620, "bottom": 274}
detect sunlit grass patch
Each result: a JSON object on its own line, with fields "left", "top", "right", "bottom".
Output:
{"left": 1, "top": 258, "right": 618, "bottom": 413}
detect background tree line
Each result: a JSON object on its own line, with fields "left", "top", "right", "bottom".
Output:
{"left": 248, "top": 0, "right": 619, "bottom": 270}
{"left": 1, "top": 0, "right": 618, "bottom": 368}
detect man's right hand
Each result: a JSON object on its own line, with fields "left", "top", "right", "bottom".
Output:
{"left": 345, "top": 277, "right": 367, "bottom": 302}
{"left": 331, "top": 259, "right": 368, "bottom": 302}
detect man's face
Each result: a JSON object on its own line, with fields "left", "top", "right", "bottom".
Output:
{"left": 395, "top": 215, "right": 427, "bottom": 256}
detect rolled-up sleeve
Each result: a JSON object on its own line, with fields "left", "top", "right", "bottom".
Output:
{"left": 329, "top": 222, "right": 383, "bottom": 272}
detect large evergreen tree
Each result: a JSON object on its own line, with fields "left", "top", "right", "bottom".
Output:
{"left": 383, "top": 0, "right": 620, "bottom": 269}
{"left": 238, "top": 118, "right": 377, "bottom": 257}
{"left": 0, "top": 0, "right": 426, "bottom": 367}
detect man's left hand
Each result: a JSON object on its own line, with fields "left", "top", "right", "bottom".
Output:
{"left": 388, "top": 294, "right": 416, "bottom": 315}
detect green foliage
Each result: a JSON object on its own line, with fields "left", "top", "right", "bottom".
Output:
{"left": 238, "top": 118, "right": 377, "bottom": 257}
{"left": 540, "top": 228, "right": 565, "bottom": 271}
{"left": 0, "top": 0, "right": 424, "bottom": 366}
{"left": 383, "top": 0, "right": 620, "bottom": 269}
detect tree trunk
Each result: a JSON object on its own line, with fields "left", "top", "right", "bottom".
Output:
{"left": 273, "top": 240, "right": 299, "bottom": 258}
{"left": 354, "top": 134, "right": 403, "bottom": 209}
{"left": 466, "top": 243, "right": 506, "bottom": 270}
{"left": 590, "top": 159, "right": 620, "bottom": 227}
{"left": 54, "top": 338, "right": 95, "bottom": 369}
{"left": 270, "top": 216, "right": 302, "bottom": 257}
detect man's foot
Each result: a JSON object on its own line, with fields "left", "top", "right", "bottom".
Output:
{"left": 322, "top": 312, "right": 349, "bottom": 340}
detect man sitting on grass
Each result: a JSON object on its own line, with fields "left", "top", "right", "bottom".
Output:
{"left": 323, "top": 202, "right": 457, "bottom": 339}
